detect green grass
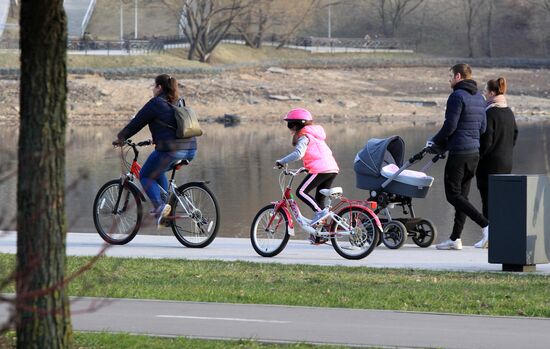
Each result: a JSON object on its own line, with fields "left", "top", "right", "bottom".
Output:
{"left": 1, "top": 253, "right": 549, "bottom": 318}
{"left": 0, "top": 332, "right": 354, "bottom": 349}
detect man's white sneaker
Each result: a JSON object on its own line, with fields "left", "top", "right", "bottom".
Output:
{"left": 435, "top": 238, "right": 463, "bottom": 250}
{"left": 474, "top": 226, "right": 489, "bottom": 248}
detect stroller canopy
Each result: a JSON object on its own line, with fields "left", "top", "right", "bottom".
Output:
{"left": 354, "top": 136, "right": 405, "bottom": 177}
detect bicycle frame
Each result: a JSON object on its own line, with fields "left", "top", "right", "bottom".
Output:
{"left": 114, "top": 140, "right": 204, "bottom": 226}
{"left": 268, "top": 167, "right": 382, "bottom": 238}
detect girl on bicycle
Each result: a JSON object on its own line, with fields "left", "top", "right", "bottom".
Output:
{"left": 275, "top": 108, "right": 339, "bottom": 233}
{"left": 114, "top": 74, "right": 197, "bottom": 226}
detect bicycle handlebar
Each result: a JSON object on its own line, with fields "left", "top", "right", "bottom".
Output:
{"left": 137, "top": 140, "right": 152, "bottom": 147}
{"left": 113, "top": 139, "right": 152, "bottom": 148}
{"left": 113, "top": 139, "right": 152, "bottom": 162}
{"left": 283, "top": 167, "right": 308, "bottom": 176}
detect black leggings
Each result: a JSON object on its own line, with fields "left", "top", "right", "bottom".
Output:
{"left": 296, "top": 173, "right": 337, "bottom": 212}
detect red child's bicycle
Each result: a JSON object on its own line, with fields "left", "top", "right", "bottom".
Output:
{"left": 250, "top": 166, "right": 382, "bottom": 260}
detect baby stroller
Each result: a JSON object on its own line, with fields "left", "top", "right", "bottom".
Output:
{"left": 353, "top": 136, "right": 445, "bottom": 249}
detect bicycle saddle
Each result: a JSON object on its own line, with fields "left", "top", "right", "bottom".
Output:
{"left": 319, "top": 187, "right": 343, "bottom": 197}
{"left": 170, "top": 159, "right": 190, "bottom": 170}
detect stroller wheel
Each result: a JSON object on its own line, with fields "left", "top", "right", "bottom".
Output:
{"left": 412, "top": 218, "right": 437, "bottom": 248}
{"left": 382, "top": 221, "right": 407, "bottom": 249}
{"left": 377, "top": 219, "right": 388, "bottom": 246}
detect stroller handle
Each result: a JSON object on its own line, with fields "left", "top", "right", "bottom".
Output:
{"left": 410, "top": 147, "right": 446, "bottom": 164}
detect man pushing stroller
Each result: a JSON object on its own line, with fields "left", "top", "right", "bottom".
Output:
{"left": 428, "top": 63, "right": 489, "bottom": 250}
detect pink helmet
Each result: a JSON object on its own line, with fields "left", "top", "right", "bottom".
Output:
{"left": 284, "top": 108, "right": 313, "bottom": 121}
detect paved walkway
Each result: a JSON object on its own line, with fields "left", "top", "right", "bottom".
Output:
{"left": 1, "top": 296, "right": 549, "bottom": 349}
{"left": 65, "top": 0, "right": 94, "bottom": 38}
{"left": 0, "top": 0, "right": 9, "bottom": 37}
{"left": 1, "top": 231, "right": 549, "bottom": 274}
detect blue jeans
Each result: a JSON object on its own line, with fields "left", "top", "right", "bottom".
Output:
{"left": 140, "top": 149, "right": 196, "bottom": 209}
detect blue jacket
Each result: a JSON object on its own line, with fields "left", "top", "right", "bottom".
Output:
{"left": 117, "top": 95, "right": 197, "bottom": 151}
{"left": 432, "top": 80, "right": 486, "bottom": 153}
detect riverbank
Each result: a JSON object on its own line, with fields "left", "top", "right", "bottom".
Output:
{"left": 1, "top": 66, "right": 549, "bottom": 125}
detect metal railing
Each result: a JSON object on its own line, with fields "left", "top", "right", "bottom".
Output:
{"left": 0, "top": 33, "right": 415, "bottom": 54}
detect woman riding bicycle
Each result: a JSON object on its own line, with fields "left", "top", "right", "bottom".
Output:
{"left": 113, "top": 74, "right": 197, "bottom": 226}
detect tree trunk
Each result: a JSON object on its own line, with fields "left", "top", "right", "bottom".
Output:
{"left": 17, "top": 0, "right": 72, "bottom": 348}
{"left": 486, "top": 0, "right": 493, "bottom": 57}
{"left": 465, "top": 0, "right": 475, "bottom": 58}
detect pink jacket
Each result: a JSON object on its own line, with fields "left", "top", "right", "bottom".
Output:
{"left": 298, "top": 125, "right": 339, "bottom": 174}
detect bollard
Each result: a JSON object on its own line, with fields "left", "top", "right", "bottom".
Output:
{"left": 488, "top": 175, "right": 550, "bottom": 272}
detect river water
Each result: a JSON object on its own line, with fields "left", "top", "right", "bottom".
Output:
{"left": 1, "top": 120, "right": 549, "bottom": 246}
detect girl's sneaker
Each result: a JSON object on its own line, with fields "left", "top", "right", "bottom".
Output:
{"left": 310, "top": 208, "right": 329, "bottom": 225}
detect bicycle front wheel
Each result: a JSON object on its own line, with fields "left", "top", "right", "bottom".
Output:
{"left": 170, "top": 182, "right": 220, "bottom": 248}
{"left": 330, "top": 207, "right": 379, "bottom": 260}
{"left": 250, "top": 204, "right": 290, "bottom": 257}
{"left": 93, "top": 179, "right": 143, "bottom": 245}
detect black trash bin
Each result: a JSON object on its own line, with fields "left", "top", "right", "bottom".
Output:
{"left": 488, "top": 174, "right": 550, "bottom": 272}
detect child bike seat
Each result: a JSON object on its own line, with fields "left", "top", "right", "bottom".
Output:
{"left": 320, "top": 187, "right": 343, "bottom": 197}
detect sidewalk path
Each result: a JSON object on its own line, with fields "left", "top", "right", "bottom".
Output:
{"left": 1, "top": 296, "right": 549, "bottom": 349}
{"left": 0, "top": 0, "right": 9, "bottom": 37}
{"left": 65, "top": 0, "right": 94, "bottom": 38}
{"left": 1, "top": 231, "right": 549, "bottom": 274}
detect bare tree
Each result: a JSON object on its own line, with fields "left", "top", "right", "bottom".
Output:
{"left": 532, "top": 0, "right": 550, "bottom": 54}
{"left": 274, "top": 0, "right": 320, "bottom": 49}
{"left": 233, "top": 0, "right": 274, "bottom": 48}
{"left": 16, "top": 0, "right": 72, "bottom": 347}
{"left": 232, "top": 0, "right": 322, "bottom": 49}
{"left": 164, "top": 0, "right": 244, "bottom": 62}
{"left": 462, "top": 0, "right": 484, "bottom": 57}
{"left": 486, "top": 0, "right": 494, "bottom": 57}
{"left": 540, "top": 0, "right": 550, "bottom": 11}
{"left": 372, "top": 0, "right": 424, "bottom": 37}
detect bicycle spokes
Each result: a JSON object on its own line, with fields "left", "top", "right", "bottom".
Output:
{"left": 93, "top": 180, "right": 142, "bottom": 245}
{"left": 170, "top": 184, "right": 219, "bottom": 248}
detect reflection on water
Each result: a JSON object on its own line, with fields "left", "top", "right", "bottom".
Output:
{"left": 1, "top": 120, "right": 549, "bottom": 246}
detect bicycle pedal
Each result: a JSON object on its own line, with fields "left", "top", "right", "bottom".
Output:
{"left": 308, "top": 235, "right": 328, "bottom": 245}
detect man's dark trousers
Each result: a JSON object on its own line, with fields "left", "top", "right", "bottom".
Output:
{"left": 445, "top": 153, "right": 489, "bottom": 240}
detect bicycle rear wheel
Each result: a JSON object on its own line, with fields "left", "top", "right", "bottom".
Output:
{"left": 170, "top": 182, "right": 220, "bottom": 248}
{"left": 250, "top": 204, "right": 290, "bottom": 257}
{"left": 93, "top": 179, "right": 143, "bottom": 245}
{"left": 330, "top": 207, "right": 379, "bottom": 260}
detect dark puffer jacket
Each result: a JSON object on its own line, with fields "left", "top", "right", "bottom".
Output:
{"left": 432, "top": 80, "right": 486, "bottom": 154}
{"left": 117, "top": 94, "right": 197, "bottom": 151}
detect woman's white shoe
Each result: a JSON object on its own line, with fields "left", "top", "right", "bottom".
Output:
{"left": 474, "top": 226, "right": 489, "bottom": 248}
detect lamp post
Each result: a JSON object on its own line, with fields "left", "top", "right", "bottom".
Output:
{"left": 327, "top": 4, "right": 331, "bottom": 38}
{"left": 134, "top": 0, "right": 138, "bottom": 39}
{"left": 120, "top": 0, "right": 124, "bottom": 42}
